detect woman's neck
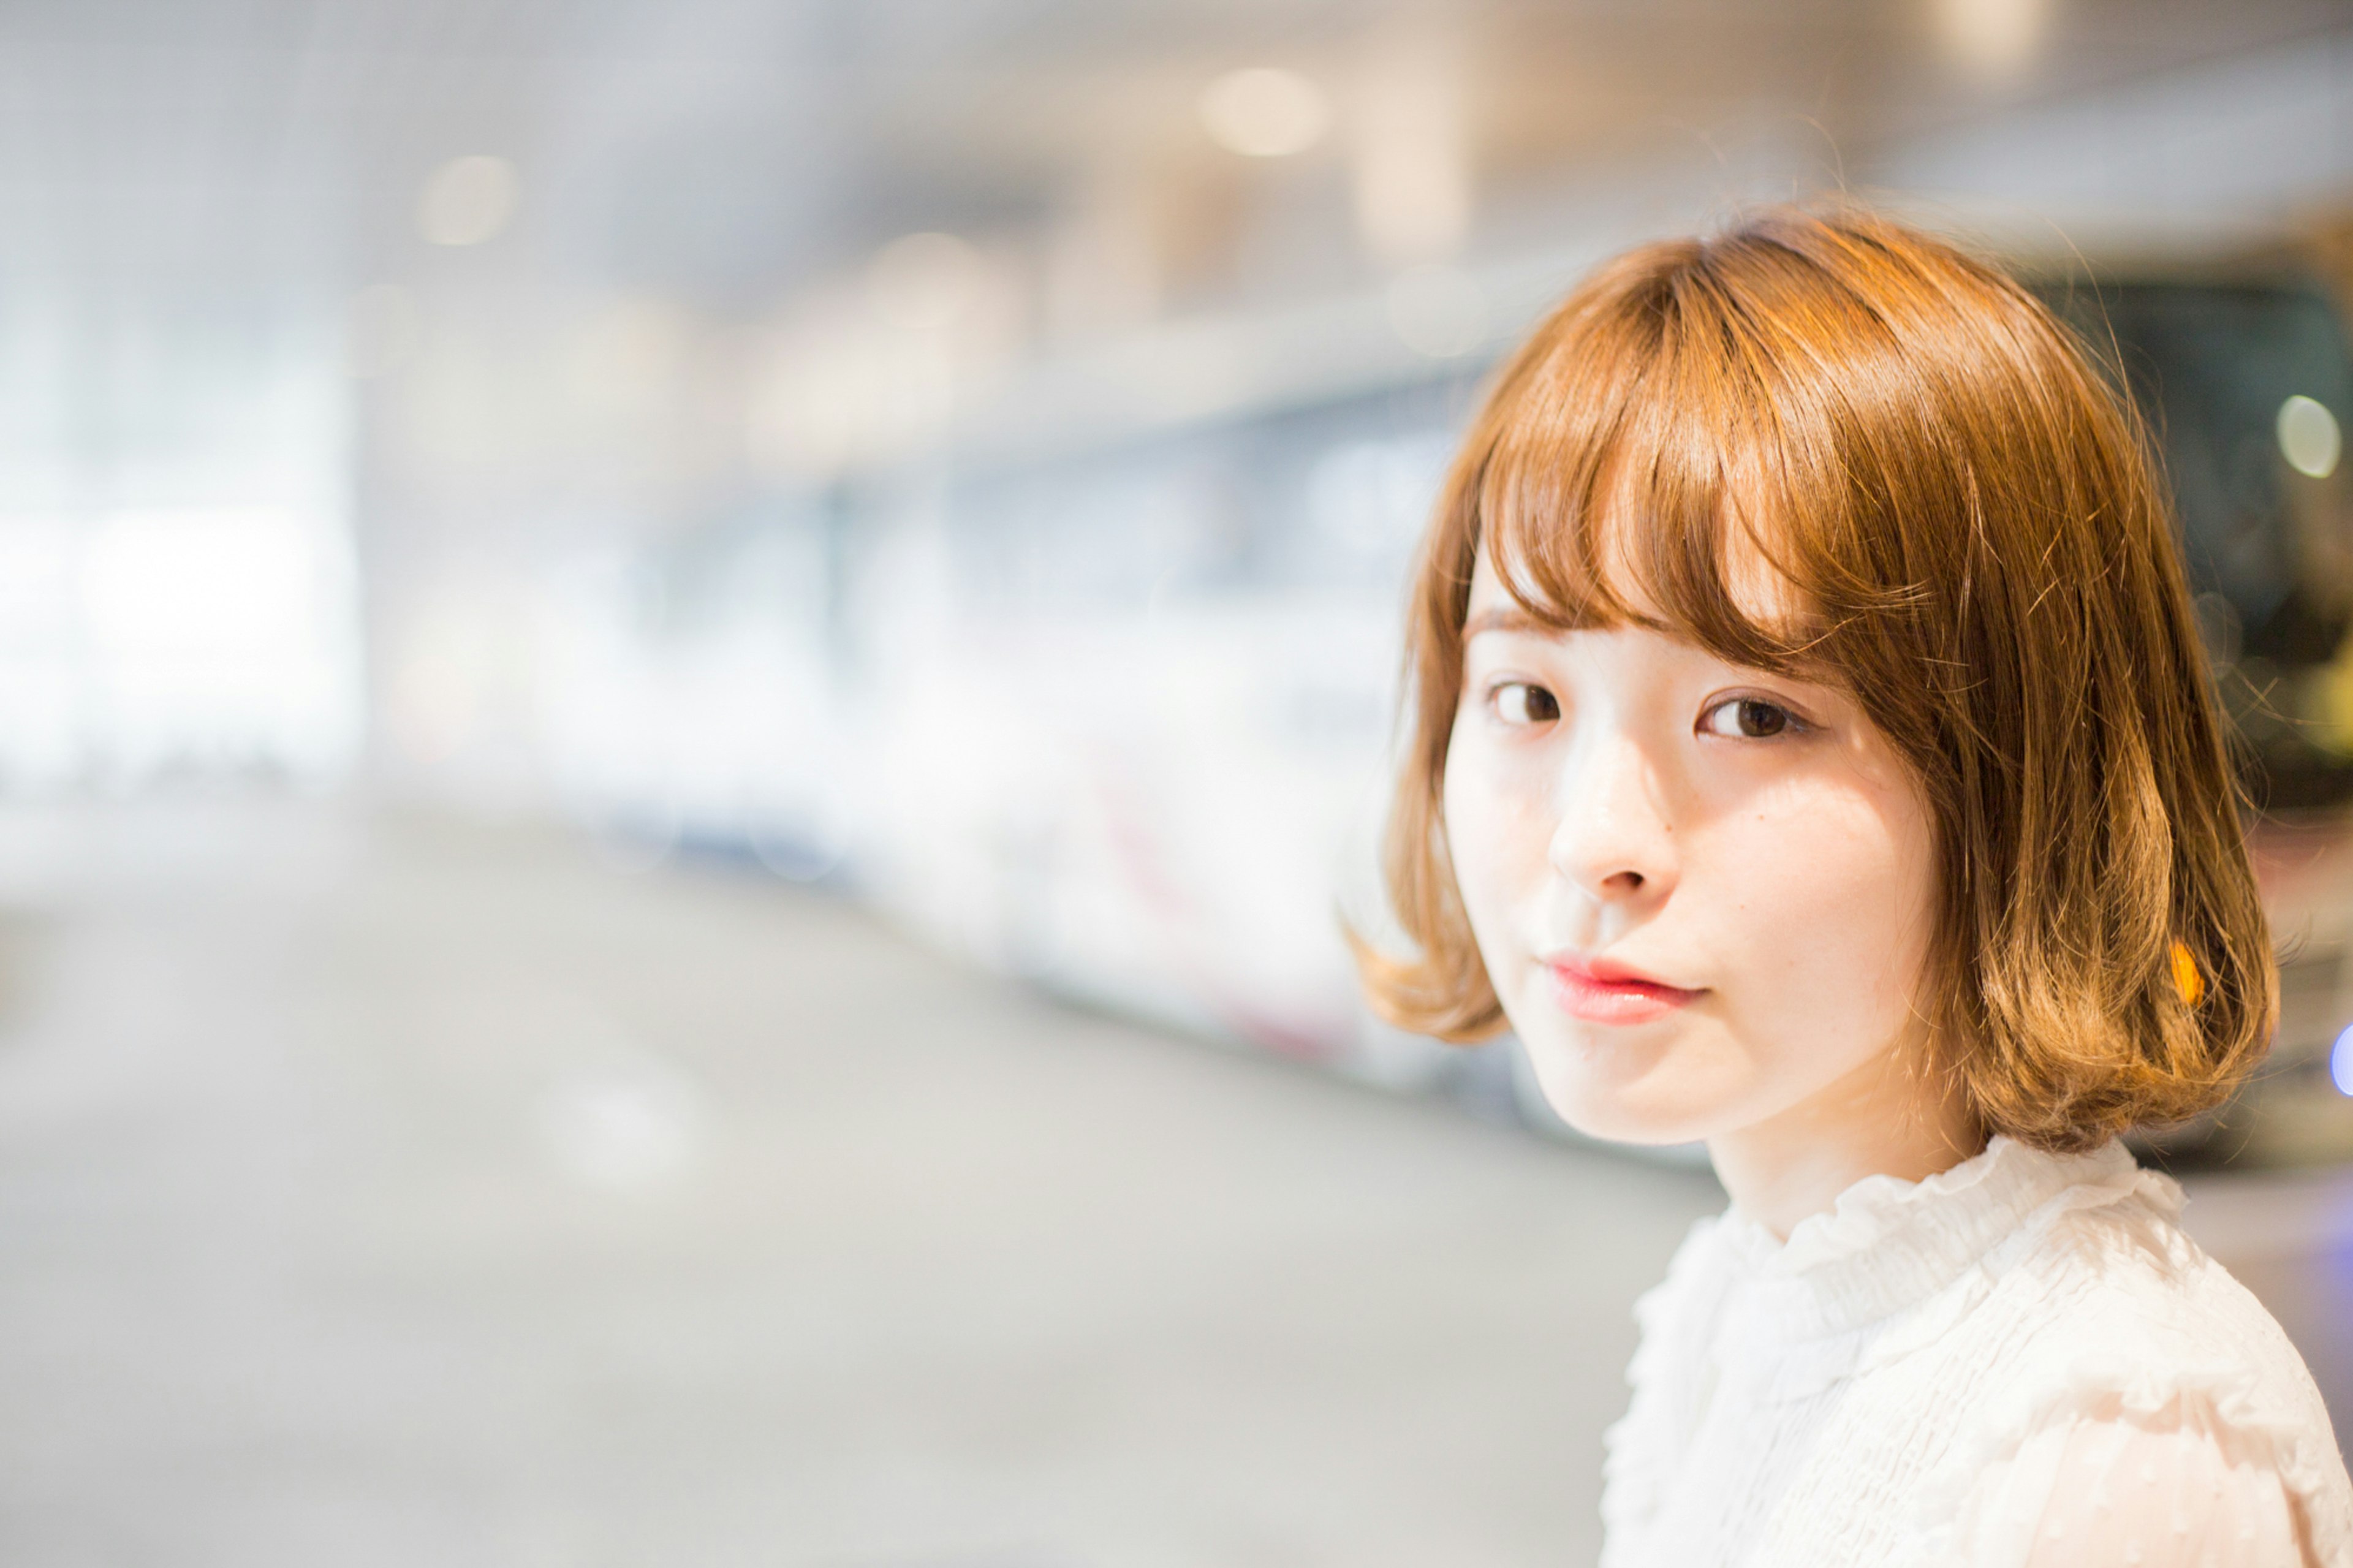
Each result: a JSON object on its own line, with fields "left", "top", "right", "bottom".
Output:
{"left": 1706, "top": 1048, "right": 1984, "bottom": 1241}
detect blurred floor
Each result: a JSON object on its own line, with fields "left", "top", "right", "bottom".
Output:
{"left": 0, "top": 801, "right": 2340, "bottom": 1568}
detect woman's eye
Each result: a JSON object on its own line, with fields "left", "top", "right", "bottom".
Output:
{"left": 1490, "top": 682, "right": 1561, "bottom": 726}
{"left": 1700, "top": 697, "right": 1800, "bottom": 739}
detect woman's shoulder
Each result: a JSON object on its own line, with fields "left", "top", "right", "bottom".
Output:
{"left": 1912, "top": 1168, "right": 2353, "bottom": 1565}
{"left": 1968, "top": 1160, "right": 2323, "bottom": 1414}
{"left": 1990, "top": 1159, "right": 2277, "bottom": 1331}
{"left": 1939, "top": 1389, "right": 2336, "bottom": 1567}
{"left": 1748, "top": 1145, "right": 2352, "bottom": 1566}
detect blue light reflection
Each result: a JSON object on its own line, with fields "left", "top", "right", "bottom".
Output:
{"left": 2332, "top": 1023, "right": 2353, "bottom": 1097}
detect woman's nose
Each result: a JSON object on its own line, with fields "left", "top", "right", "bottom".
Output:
{"left": 1545, "top": 731, "right": 1678, "bottom": 903}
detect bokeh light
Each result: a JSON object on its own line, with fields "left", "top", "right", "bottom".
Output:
{"left": 1936, "top": 0, "right": 2047, "bottom": 80}
{"left": 2278, "top": 393, "right": 2343, "bottom": 479}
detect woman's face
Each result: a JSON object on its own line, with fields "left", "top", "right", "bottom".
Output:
{"left": 1442, "top": 549, "right": 1941, "bottom": 1149}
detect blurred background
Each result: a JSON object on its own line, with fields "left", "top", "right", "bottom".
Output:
{"left": 3, "top": 1, "right": 2353, "bottom": 1564}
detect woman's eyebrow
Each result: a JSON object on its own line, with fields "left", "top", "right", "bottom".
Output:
{"left": 1463, "top": 605, "right": 1545, "bottom": 638}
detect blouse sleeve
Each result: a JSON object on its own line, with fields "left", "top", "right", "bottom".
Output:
{"left": 1963, "top": 1394, "right": 2314, "bottom": 1568}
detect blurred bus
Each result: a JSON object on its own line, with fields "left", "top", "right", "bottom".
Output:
{"left": 541, "top": 238, "right": 2353, "bottom": 1167}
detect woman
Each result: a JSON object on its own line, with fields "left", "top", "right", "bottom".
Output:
{"left": 1358, "top": 208, "right": 2353, "bottom": 1565}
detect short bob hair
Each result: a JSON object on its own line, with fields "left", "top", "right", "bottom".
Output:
{"left": 1360, "top": 206, "right": 2276, "bottom": 1153}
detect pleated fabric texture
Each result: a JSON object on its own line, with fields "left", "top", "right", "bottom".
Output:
{"left": 1599, "top": 1137, "right": 2353, "bottom": 1568}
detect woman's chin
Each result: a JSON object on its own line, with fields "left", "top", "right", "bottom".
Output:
{"left": 1527, "top": 1053, "right": 1735, "bottom": 1148}
{"left": 1559, "top": 1104, "right": 1720, "bottom": 1148}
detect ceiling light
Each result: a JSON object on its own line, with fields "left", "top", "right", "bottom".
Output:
{"left": 1200, "top": 68, "right": 1330, "bottom": 158}
{"left": 1352, "top": 45, "right": 1469, "bottom": 264}
{"left": 418, "top": 156, "right": 518, "bottom": 247}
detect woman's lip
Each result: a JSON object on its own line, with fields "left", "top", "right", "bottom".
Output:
{"left": 1542, "top": 959, "right": 1703, "bottom": 1025}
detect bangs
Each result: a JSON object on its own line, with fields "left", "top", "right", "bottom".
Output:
{"left": 1470, "top": 246, "right": 1919, "bottom": 680}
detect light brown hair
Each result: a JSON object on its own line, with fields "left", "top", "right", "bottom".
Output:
{"left": 1360, "top": 206, "right": 2276, "bottom": 1152}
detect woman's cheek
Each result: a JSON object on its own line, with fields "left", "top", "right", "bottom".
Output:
{"left": 1444, "top": 727, "right": 1552, "bottom": 966}
{"left": 1730, "top": 786, "right": 1934, "bottom": 1061}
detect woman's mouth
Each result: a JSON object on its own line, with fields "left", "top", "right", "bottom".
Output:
{"left": 1542, "top": 956, "right": 1705, "bottom": 1025}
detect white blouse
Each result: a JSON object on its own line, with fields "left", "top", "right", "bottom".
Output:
{"left": 1600, "top": 1137, "right": 2353, "bottom": 1567}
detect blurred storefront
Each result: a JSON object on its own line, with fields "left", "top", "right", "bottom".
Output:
{"left": 0, "top": 7, "right": 2347, "bottom": 1562}
{"left": 0, "top": 4, "right": 2344, "bottom": 1153}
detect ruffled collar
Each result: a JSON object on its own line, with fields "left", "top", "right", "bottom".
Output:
{"left": 1710, "top": 1135, "right": 2175, "bottom": 1344}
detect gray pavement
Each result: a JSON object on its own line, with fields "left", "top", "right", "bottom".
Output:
{"left": 0, "top": 801, "right": 2341, "bottom": 1567}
